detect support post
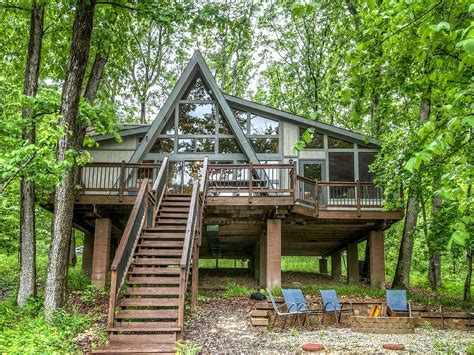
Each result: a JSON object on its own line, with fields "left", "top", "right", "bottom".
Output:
{"left": 82, "top": 232, "right": 94, "bottom": 277}
{"left": 319, "top": 257, "right": 328, "bottom": 275}
{"left": 369, "top": 230, "right": 385, "bottom": 288}
{"left": 331, "top": 251, "right": 341, "bottom": 281}
{"left": 266, "top": 219, "right": 281, "bottom": 288}
{"left": 259, "top": 233, "right": 267, "bottom": 287}
{"left": 91, "top": 218, "right": 111, "bottom": 288}
{"left": 347, "top": 243, "right": 359, "bottom": 284}
{"left": 191, "top": 245, "right": 199, "bottom": 312}
{"left": 254, "top": 242, "right": 260, "bottom": 280}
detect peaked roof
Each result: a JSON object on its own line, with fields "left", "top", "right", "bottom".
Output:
{"left": 129, "top": 50, "right": 259, "bottom": 163}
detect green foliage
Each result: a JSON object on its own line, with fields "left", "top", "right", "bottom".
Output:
{"left": 224, "top": 282, "right": 253, "bottom": 298}
{"left": 0, "top": 296, "right": 90, "bottom": 353}
{"left": 175, "top": 341, "right": 202, "bottom": 355}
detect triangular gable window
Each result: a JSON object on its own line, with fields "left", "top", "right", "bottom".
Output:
{"left": 181, "top": 76, "right": 213, "bottom": 100}
{"left": 160, "top": 110, "right": 175, "bottom": 135}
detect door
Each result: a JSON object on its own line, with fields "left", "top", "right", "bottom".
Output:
{"left": 299, "top": 160, "right": 325, "bottom": 204}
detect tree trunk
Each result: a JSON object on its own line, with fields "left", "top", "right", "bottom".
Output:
{"left": 44, "top": 0, "right": 95, "bottom": 318}
{"left": 392, "top": 194, "right": 419, "bottom": 289}
{"left": 68, "top": 229, "right": 76, "bottom": 267}
{"left": 428, "top": 194, "right": 442, "bottom": 289}
{"left": 17, "top": 1, "right": 44, "bottom": 307}
{"left": 140, "top": 100, "right": 146, "bottom": 124}
{"left": 392, "top": 84, "right": 431, "bottom": 289}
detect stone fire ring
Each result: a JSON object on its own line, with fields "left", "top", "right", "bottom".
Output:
{"left": 383, "top": 344, "right": 406, "bottom": 350}
{"left": 301, "top": 344, "right": 325, "bottom": 351}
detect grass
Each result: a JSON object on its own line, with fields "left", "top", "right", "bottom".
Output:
{"left": 224, "top": 282, "right": 254, "bottom": 298}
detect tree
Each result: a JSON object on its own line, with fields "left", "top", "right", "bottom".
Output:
{"left": 44, "top": 0, "right": 96, "bottom": 317}
{"left": 17, "top": 0, "right": 45, "bottom": 307}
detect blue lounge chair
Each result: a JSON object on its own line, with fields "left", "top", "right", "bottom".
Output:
{"left": 281, "top": 288, "right": 321, "bottom": 326}
{"left": 386, "top": 289, "right": 412, "bottom": 317}
{"left": 266, "top": 288, "right": 297, "bottom": 328}
{"left": 320, "top": 289, "right": 354, "bottom": 324}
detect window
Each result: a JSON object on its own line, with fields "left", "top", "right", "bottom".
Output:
{"left": 328, "top": 136, "right": 353, "bottom": 149}
{"left": 178, "top": 103, "right": 216, "bottom": 135}
{"left": 178, "top": 138, "right": 215, "bottom": 153}
{"left": 233, "top": 110, "right": 248, "bottom": 133}
{"left": 299, "top": 128, "right": 324, "bottom": 149}
{"left": 218, "top": 113, "right": 233, "bottom": 135}
{"left": 219, "top": 138, "right": 242, "bottom": 153}
{"left": 358, "top": 152, "right": 377, "bottom": 182}
{"left": 250, "top": 114, "right": 278, "bottom": 135}
{"left": 161, "top": 111, "right": 175, "bottom": 135}
{"left": 329, "top": 152, "right": 354, "bottom": 181}
{"left": 181, "top": 76, "right": 212, "bottom": 100}
{"left": 150, "top": 138, "right": 174, "bottom": 153}
{"left": 178, "top": 139, "right": 195, "bottom": 153}
{"left": 251, "top": 138, "right": 279, "bottom": 154}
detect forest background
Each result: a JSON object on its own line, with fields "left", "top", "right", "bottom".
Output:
{"left": 0, "top": 0, "right": 472, "bottom": 352}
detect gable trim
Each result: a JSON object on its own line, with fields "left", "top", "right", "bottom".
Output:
{"left": 129, "top": 51, "right": 259, "bottom": 164}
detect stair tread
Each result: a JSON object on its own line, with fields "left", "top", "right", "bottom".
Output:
{"left": 134, "top": 258, "right": 181, "bottom": 265}
{"left": 108, "top": 326, "right": 181, "bottom": 332}
{"left": 116, "top": 309, "right": 178, "bottom": 319}
{"left": 156, "top": 219, "right": 188, "bottom": 224}
{"left": 135, "top": 250, "right": 182, "bottom": 257}
{"left": 92, "top": 343, "right": 176, "bottom": 354}
{"left": 127, "top": 276, "right": 180, "bottom": 285}
{"left": 124, "top": 287, "right": 180, "bottom": 296}
{"left": 138, "top": 241, "right": 184, "bottom": 248}
{"left": 141, "top": 233, "right": 185, "bottom": 239}
{"left": 129, "top": 268, "right": 180, "bottom": 275}
{"left": 118, "top": 298, "right": 180, "bottom": 307}
{"left": 145, "top": 225, "right": 186, "bottom": 231}
{"left": 157, "top": 213, "right": 188, "bottom": 218}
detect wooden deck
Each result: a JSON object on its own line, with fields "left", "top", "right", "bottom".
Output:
{"left": 67, "top": 161, "right": 402, "bottom": 258}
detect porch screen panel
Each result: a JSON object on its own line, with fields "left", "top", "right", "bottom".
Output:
{"left": 328, "top": 152, "right": 355, "bottom": 206}
{"left": 358, "top": 152, "right": 376, "bottom": 182}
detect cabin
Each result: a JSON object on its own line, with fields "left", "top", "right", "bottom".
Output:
{"left": 55, "top": 51, "right": 402, "bottom": 351}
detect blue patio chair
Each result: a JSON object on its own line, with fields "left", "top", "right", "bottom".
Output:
{"left": 281, "top": 288, "right": 321, "bottom": 326}
{"left": 386, "top": 289, "right": 411, "bottom": 317}
{"left": 266, "top": 288, "right": 297, "bottom": 329}
{"left": 320, "top": 289, "right": 354, "bottom": 324}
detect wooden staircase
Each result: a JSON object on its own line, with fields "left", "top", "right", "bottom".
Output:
{"left": 100, "top": 195, "right": 191, "bottom": 353}
{"left": 94, "top": 158, "right": 205, "bottom": 354}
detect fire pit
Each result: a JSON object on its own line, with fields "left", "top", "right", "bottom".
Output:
{"left": 351, "top": 316, "right": 414, "bottom": 334}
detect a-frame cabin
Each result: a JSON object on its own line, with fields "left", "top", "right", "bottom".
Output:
{"left": 53, "top": 51, "right": 402, "bottom": 352}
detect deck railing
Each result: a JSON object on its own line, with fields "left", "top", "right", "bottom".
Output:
{"left": 78, "top": 161, "right": 162, "bottom": 201}
{"left": 205, "top": 163, "right": 296, "bottom": 202}
{"left": 295, "top": 175, "right": 383, "bottom": 213}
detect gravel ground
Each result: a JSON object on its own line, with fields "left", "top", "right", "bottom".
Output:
{"left": 184, "top": 298, "right": 474, "bottom": 354}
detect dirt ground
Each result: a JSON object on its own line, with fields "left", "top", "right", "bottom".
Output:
{"left": 184, "top": 297, "right": 473, "bottom": 354}
{"left": 183, "top": 269, "right": 474, "bottom": 354}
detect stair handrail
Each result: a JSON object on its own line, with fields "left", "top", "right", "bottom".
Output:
{"left": 178, "top": 179, "right": 200, "bottom": 328}
{"left": 107, "top": 179, "right": 150, "bottom": 329}
{"left": 152, "top": 156, "right": 169, "bottom": 221}
{"left": 199, "top": 156, "right": 209, "bottom": 196}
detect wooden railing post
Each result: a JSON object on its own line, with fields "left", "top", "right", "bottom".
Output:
{"left": 356, "top": 180, "right": 361, "bottom": 216}
{"left": 290, "top": 159, "right": 297, "bottom": 202}
{"left": 119, "top": 160, "right": 125, "bottom": 202}
{"left": 314, "top": 179, "right": 319, "bottom": 217}
{"left": 248, "top": 163, "right": 253, "bottom": 204}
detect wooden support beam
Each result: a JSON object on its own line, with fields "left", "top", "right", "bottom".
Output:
{"left": 347, "top": 242, "right": 359, "bottom": 284}
{"left": 82, "top": 232, "right": 94, "bottom": 277}
{"left": 319, "top": 257, "right": 328, "bottom": 274}
{"left": 266, "top": 219, "right": 281, "bottom": 289}
{"left": 91, "top": 218, "right": 111, "bottom": 288}
{"left": 259, "top": 233, "right": 266, "bottom": 287}
{"left": 331, "top": 251, "right": 341, "bottom": 281}
{"left": 191, "top": 244, "right": 199, "bottom": 312}
{"left": 369, "top": 230, "right": 385, "bottom": 288}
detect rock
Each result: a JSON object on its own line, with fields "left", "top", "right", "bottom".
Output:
{"left": 301, "top": 343, "right": 325, "bottom": 351}
{"left": 382, "top": 344, "right": 405, "bottom": 350}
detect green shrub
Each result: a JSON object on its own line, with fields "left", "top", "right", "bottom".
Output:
{"left": 224, "top": 282, "right": 253, "bottom": 298}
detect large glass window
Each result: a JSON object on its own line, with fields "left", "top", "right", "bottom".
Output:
{"left": 329, "top": 152, "right": 354, "bottom": 181}
{"left": 250, "top": 114, "right": 279, "bottom": 135}
{"left": 219, "top": 138, "right": 242, "bottom": 153}
{"left": 218, "top": 113, "right": 233, "bottom": 135}
{"left": 358, "top": 152, "right": 377, "bottom": 182}
{"left": 178, "top": 138, "right": 215, "bottom": 153}
{"left": 328, "top": 136, "right": 353, "bottom": 149}
{"left": 234, "top": 110, "right": 248, "bottom": 133}
{"left": 181, "top": 77, "right": 212, "bottom": 100}
{"left": 299, "top": 128, "right": 324, "bottom": 149}
{"left": 178, "top": 103, "right": 216, "bottom": 135}
{"left": 161, "top": 112, "right": 175, "bottom": 135}
{"left": 150, "top": 138, "right": 174, "bottom": 153}
{"left": 251, "top": 138, "right": 279, "bottom": 154}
